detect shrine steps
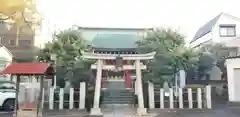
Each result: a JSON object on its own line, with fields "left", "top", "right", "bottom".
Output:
{"left": 101, "top": 89, "right": 134, "bottom": 105}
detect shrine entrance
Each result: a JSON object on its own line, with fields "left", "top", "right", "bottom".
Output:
{"left": 106, "top": 80, "right": 126, "bottom": 90}
{"left": 101, "top": 71, "right": 134, "bottom": 90}
{"left": 83, "top": 52, "right": 156, "bottom": 116}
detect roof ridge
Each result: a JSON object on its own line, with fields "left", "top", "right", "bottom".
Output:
{"left": 222, "top": 12, "right": 240, "bottom": 21}
{"left": 77, "top": 26, "right": 153, "bottom": 30}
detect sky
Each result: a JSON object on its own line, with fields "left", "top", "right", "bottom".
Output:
{"left": 36, "top": 0, "right": 240, "bottom": 42}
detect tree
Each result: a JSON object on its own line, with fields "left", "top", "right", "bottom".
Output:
{"left": 37, "top": 29, "right": 91, "bottom": 64}
{"left": 197, "top": 43, "right": 238, "bottom": 80}
{"left": 0, "top": 0, "right": 41, "bottom": 46}
{"left": 136, "top": 28, "right": 198, "bottom": 84}
{"left": 37, "top": 29, "right": 93, "bottom": 87}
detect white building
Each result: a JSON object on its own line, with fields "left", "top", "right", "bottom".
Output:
{"left": 0, "top": 45, "right": 13, "bottom": 80}
{"left": 190, "top": 13, "right": 240, "bottom": 49}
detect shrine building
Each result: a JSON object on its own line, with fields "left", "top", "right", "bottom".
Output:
{"left": 77, "top": 27, "right": 155, "bottom": 115}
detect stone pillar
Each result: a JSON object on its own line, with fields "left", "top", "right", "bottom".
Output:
{"left": 90, "top": 59, "right": 103, "bottom": 115}
{"left": 135, "top": 60, "right": 147, "bottom": 116}
{"left": 179, "top": 69, "right": 186, "bottom": 88}
{"left": 53, "top": 75, "right": 57, "bottom": 88}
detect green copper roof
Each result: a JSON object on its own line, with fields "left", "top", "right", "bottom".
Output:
{"left": 92, "top": 34, "right": 139, "bottom": 49}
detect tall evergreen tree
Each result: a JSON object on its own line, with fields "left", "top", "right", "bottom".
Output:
{"left": 136, "top": 28, "right": 198, "bottom": 84}
{"left": 37, "top": 28, "right": 93, "bottom": 87}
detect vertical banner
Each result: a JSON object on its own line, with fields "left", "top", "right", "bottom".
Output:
{"left": 179, "top": 69, "right": 186, "bottom": 88}
{"left": 124, "top": 70, "right": 131, "bottom": 88}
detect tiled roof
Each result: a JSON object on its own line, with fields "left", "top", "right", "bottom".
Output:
{"left": 92, "top": 34, "right": 139, "bottom": 49}
{"left": 191, "top": 13, "right": 222, "bottom": 43}
{"left": 0, "top": 62, "right": 53, "bottom": 75}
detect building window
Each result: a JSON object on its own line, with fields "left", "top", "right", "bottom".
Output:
{"left": 219, "top": 25, "right": 236, "bottom": 37}
{"left": 8, "top": 40, "right": 15, "bottom": 45}
{"left": 19, "top": 40, "right": 31, "bottom": 46}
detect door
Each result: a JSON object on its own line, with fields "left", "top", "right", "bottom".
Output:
{"left": 233, "top": 68, "right": 240, "bottom": 101}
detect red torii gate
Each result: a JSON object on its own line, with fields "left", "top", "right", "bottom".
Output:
{"left": 0, "top": 62, "right": 54, "bottom": 117}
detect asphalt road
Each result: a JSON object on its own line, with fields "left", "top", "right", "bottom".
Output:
{"left": 152, "top": 108, "right": 240, "bottom": 117}
{"left": 0, "top": 111, "right": 13, "bottom": 117}
{"left": 0, "top": 110, "right": 92, "bottom": 117}
{"left": 1, "top": 109, "right": 240, "bottom": 117}
{"left": 1, "top": 103, "right": 240, "bottom": 117}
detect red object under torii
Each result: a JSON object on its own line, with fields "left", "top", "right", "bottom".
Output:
{"left": 124, "top": 70, "right": 131, "bottom": 88}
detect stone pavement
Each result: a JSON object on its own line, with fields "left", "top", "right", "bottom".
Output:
{"left": 102, "top": 105, "right": 136, "bottom": 117}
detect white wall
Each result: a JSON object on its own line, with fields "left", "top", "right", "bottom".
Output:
{"left": 212, "top": 14, "right": 240, "bottom": 47}
{"left": 191, "top": 13, "right": 240, "bottom": 48}
{"left": 190, "top": 32, "right": 212, "bottom": 47}
{"left": 0, "top": 46, "right": 12, "bottom": 81}
{"left": 0, "top": 47, "right": 12, "bottom": 62}
{"left": 226, "top": 58, "right": 240, "bottom": 102}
